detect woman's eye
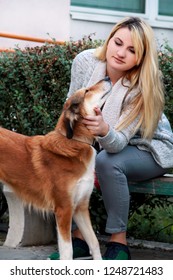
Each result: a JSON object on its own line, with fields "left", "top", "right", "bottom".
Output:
{"left": 115, "top": 41, "right": 122, "bottom": 46}
{"left": 129, "top": 48, "right": 135, "bottom": 54}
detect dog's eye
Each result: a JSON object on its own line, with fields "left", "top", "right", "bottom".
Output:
{"left": 71, "top": 102, "right": 79, "bottom": 113}
{"left": 72, "top": 103, "right": 78, "bottom": 109}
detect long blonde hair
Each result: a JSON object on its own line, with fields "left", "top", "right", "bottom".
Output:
{"left": 95, "top": 17, "right": 165, "bottom": 139}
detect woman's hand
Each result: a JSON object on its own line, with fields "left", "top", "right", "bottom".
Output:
{"left": 82, "top": 107, "right": 109, "bottom": 137}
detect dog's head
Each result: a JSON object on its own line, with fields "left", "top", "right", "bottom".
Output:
{"left": 59, "top": 79, "right": 111, "bottom": 139}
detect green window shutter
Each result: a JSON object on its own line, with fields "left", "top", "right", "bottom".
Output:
{"left": 159, "top": 0, "right": 173, "bottom": 16}
{"left": 71, "top": 0, "right": 145, "bottom": 13}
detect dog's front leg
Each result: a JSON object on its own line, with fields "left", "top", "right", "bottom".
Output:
{"left": 55, "top": 208, "right": 73, "bottom": 260}
{"left": 73, "top": 207, "right": 102, "bottom": 260}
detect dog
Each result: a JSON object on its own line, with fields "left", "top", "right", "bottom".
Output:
{"left": 0, "top": 79, "right": 111, "bottom": 260}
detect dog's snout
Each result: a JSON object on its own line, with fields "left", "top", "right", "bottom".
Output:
{"left": 84, "top": 89, "right": 89, "bottom": 96}
{"left": 104, "top": 76, "right": 111, "bottom": 82}
{"left": 101, "top": 80, "right": 112, "bottom": 99}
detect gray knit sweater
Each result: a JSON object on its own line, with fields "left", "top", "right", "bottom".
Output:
{"left": 68, "top": 49, "right": 173, "bottom": 168}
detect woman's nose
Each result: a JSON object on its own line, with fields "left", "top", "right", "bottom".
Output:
{"left": 117, "top": 48, "right": 126, "bottom": 57}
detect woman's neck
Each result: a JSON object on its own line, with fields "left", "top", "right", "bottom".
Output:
{"left": 106, "top": 66, "right": 125, "bottom": 85}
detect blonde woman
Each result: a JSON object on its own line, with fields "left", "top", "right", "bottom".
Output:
{"left": 50, "top": 17, "right": 173, "bottom": 260}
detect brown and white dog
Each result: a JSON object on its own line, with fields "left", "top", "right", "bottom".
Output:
{"left": 0, "top": 79, "right": 111, "bottom": 260}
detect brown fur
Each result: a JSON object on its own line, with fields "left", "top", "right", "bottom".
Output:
{"left": 0, "top": 80, "right": 110, "bottom": 259}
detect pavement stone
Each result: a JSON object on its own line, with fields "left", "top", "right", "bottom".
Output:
{"left": 1, "top": 221, "right": 173, "bottom": 260}
{"left": 0, "top": 235, "right": 173, "bottom": 260}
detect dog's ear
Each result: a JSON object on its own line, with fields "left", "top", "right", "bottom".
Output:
{"left": 64, "top": 118, "right": 74, "bottom": 139}
{"left": 64, "top": 97, "right": 83, "bottom": 139}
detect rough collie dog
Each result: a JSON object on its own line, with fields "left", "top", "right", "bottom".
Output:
{"left": 0, "top": 79, "right": 111, "bottom": 259}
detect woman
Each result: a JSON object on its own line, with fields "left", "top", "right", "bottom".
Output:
{"left": 50, "top": 16, "right": 173, "bottom": 260}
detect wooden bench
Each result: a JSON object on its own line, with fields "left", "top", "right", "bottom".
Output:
{"left": 2, "top": 174, "right": 173, "bottom": 247}
{"left": 129, "top": 174, "right": 173, "bottom": 196}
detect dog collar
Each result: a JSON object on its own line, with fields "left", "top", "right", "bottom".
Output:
{"left": 57, "top": 129, "right": 94, "bottom": 146}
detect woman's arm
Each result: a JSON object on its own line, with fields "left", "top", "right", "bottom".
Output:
{"left": 83, "top": 104, "right": 140, "bottom": 153}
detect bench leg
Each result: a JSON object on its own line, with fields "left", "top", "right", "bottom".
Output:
{"left": 3, "top": 185, "right": 56, "bottom": 247}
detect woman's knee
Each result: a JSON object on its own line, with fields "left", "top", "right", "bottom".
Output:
{"left": 96, "top": 150, "right": 110, "bottom": 175}
{"left": 96, "top": 150, "right": 124, "bottom": 177}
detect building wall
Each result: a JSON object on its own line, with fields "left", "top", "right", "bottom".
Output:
{"left": 0, "top": 1, "right": 172, "bottom": 50}
{"left": 70, "top": 18, "right": 173, "bottom": 48}
{"left": 0, "top": 0, "right": 70, "bottom": 49}
{"left": 69, "top": 2, "right": 173, "bottom": 47}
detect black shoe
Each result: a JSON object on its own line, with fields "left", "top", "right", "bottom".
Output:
{"left": 103, "top": 242, "right": 131, "bottom": 260}
{"left": 48, "top": 238, "right": 92, "bottom": 260}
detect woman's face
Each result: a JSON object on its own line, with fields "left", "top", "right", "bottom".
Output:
{"left": 106, "top": 27, "right": 137, "bottom": 75}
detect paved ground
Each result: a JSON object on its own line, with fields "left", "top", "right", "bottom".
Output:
{"left": 0, "top": 230, "right": 173, "bottom": 260}
{"left": 0, "top": 243, "right": 173, "bottom": 260}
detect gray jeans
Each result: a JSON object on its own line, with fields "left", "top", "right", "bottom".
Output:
{"left": 95, "top": 145, "right": 168, "bottom": 234}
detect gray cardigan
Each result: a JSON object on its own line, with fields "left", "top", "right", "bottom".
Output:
{"left": 68, "top": 49, "right": 173, "bottom": 168}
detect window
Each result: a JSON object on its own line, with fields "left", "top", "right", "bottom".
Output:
{"left": 159, "top": 0, "right": 173, "bottom": 16}
{"left": 70, "top": 0, "right": 173, "bottom": 28}
{"left": 71, "top": 0, "right": 145, "bottom": 13}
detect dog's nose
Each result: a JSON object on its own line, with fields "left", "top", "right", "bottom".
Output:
{"left": 101, "top": 78, "right": 112, "bottom": 99}
{"left": 104, "top": 76, "right": 110, "bottom": 82}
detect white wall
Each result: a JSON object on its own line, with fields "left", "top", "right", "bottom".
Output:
{"left": 0, "top": 1, "right": 172, "bottom": 50}
{"left": 70, "top": 19, "right": 173, "bottom": 48}
{"left": 0, "top": 0, "right": 70, "bottom": 49}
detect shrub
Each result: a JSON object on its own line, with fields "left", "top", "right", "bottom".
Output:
{"left": 128, "top": 197, "right": 173, "bottom": 243}
{"left": 0, "top": 37, "right": 101, "bottom": 135}
{"left": 159, "top": 44, "right": 173, "bottom": 126}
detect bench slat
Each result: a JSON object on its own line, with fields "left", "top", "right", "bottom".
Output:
{"left": 129, "top": 174, "right": 173, "bottom": 196}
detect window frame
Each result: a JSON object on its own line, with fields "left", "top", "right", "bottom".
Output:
{"left": 70, "top": 0, "right": 173, "bottom": 29}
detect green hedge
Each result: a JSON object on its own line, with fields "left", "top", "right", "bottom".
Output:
{"left": 0, "top": 38, "right": 100, "bottom": 135}
{"left": 158, "top": 44, "right": 173, "bottom": 124}
{"left": 0, "top": 39, "right": 173, "bottom": 134}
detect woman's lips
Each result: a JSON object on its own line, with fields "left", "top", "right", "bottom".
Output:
{"left": 113, "top": 56, "right": 125, "bottom": 64}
